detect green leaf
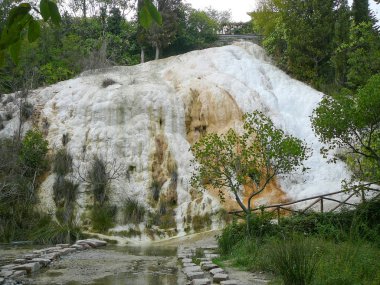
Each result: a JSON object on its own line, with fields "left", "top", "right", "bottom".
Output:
{"left": 28, "top": 19, "right": 41, "bottom": 42}
{"left": 145, "top": 0, "right": 162, "bottom": 26}
{"left": 48, "top": 1, "right": 61, "bottom": 25}
{"left": 7, "top": 3, "right": 31, "bottom": 26}
{"left": 9, "top": 39, "right": 22, "bottom": 65}
{"left": 40, "top": 0, "right": 50, "bottom": 21}
{"left": 139, "top": 6, "right": 152, "bottom": 29}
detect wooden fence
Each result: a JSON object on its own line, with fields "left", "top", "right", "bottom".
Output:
{"left": 229, "top": 189, "right": 380, "bottom": 220}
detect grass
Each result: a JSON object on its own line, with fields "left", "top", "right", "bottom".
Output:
{"left": 192, "top": 213, "right": 212, "bottom": 232}
{"left": 122, "top": 198, "right": 146, "bottom": 224}
{"left": 217, "top": 198, "right": 380, "bottom": 285}
{"left": 91, "top": 204, "right": 117, "bottom": 233}
{"left": 53, "top": 148, "right": 73, "bottom": 175}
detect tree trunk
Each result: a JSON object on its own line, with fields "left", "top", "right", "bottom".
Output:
{"left": 82, "top": 0, "right": 87, "bottom": 18}
{"left": 140, "top": 48, "right": 145, "bottom": 63}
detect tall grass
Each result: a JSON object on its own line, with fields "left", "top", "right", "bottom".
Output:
{"left": 268, "top": 236, "right": 320, "bottom": 285}
{"left": 122, "top": 198, "right": 146, "bottom": 224}
{"left": 217, "top": 198, "right": 380, "bottom": 285}
{"left": 91, "top": 204, "right": 117, "bottom": 233}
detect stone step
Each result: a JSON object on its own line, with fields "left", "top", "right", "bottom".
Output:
{"left": 213, "top": 273, "right": 229, "bottom": 283}
{"left": 186, "top": 271, "right": 205, "bottom": 280}
{"left": 221, "top": 280, "right": 240, "bottom": 285}
{"left": 210, "top": 267, "right": 225, "bottom": 276}
{"left": 13, "top": 262, "right": 41, "bottom": 274}
{"left": 191, "top": 278, "right": 211, "bottom": 285}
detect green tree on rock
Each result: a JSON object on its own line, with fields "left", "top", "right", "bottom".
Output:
{"left": 311, "top": 74, "right": 380, "bottom": 192}
{"left": 191, "top": 111, "right": 310, "bottom": 217}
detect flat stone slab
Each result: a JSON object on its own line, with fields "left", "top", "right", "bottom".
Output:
{"left": 0, "top": 270, "right": 14, "bottom": 278}
{"left": 213, "top": 273, "right": 229, "bottom": 283}
{"left": 12, "top": 270, "right": 27, "bottom": 277}
{"left": 221, "top": 280, "right": 240, "bottom": 285}
{"left": 183, "top": 265, "right": 202, "bottom": 273}
{"left": 14, "top": 262, "right": 41, "bottom": 274}
{"left": 58, "top": 248, "right": 76, "bottom": 255}
{"left": 31, "top": 258, "right": 51, "bottom": 266}
{"left": 186, "top": 271, "right": 205, "bottom": 280}
{"left": 0, "top": 265, "right": 17, "bottom": 270}
{"left": 201, "top": 263, "right": 218, "bottom": 271}
{"left": 200, "top": 245, "right": 218, "bottom": 250}
{"left": 56, "top": 243, "right": 70, "bottom": 248}
{"left": 182, "top": 258, "right": 193, "bottom": 263}
{"left": 205, "top": 253, "right": 220, "bottom": 259}
{"left": 191, "top": 278, "right": 211, "bottom": 285}
{"left": 41, "top": 252, "right": 60, "bottom": 260}
{"left": 23, "top": 253, "right": 41, "bottom": 259}
{"left": 210, "top": 267, "right": 225, "bottom": 276}
{"left": 13, "top": 259, "right": 27, "bottom": 264}
{"left": 87, "top": 239, "right": 107, "bottom": 247}
{"left": 198, "top": 257, "right": 211, "bottom": 262}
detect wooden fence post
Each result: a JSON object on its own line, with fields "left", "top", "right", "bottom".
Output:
{"left": 320, "top": 198, "right": 324, "bottom": 213}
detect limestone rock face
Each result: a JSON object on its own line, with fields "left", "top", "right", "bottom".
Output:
{"left": 0, "top": 42, "right": 349, "bottom": 239}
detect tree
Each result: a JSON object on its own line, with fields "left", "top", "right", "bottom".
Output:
{"left": 145, "top": 0, "right": 182, "bottom": 59}
{"left": 191, "top": 111, "right": 310, "bottom": 218}
{"left": 0, "top": 0, "right": 161, "bottom": 65}
{"left": 352, "top": 0, "right": 371, "bottom": 24}
{"left": 311, "top": 74, "right": 380, "bottom": 192}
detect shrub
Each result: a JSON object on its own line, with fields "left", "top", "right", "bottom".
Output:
{"left": 62, "top": 133, "right": 69, "bottom": 146}
{"left": 53, "top": 176, "right": 78, "bottom": 207}
{"left": 192, "top": 213, "right": 212, "bottom": 232}
{"left": 102, "top": 78, "right": 116, "bottom": 88}
{"left": 30, "top": 214, "right": 81, "bottom": 244}
{"left": 122, "top": 198, "right": 146, "bottom": 224}
{"left": 268, "top": 236, "right": 320, "bottom": 285}
{"left": 19, "top": 129, "right": 48, "bottom": 173}
{"left": 87, "top": 156, "right": 108, "bottom": 205}
{"left": 53, "top": 149, "right": 73, "bottom": 175}
{"left": 91, "top": 204, "right": 117, "bottom": 233}
{"left": 150, "top": 180, "right": 161, "bottom": 202}
{"left": 20, "top": 101, "right": 33, "bottom": 120}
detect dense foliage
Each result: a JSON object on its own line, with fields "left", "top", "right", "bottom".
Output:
{"left": 217, "top": 198, "right": 380, "bottom": 285}
{"left": 250, "top": 0, "right": 380, "bottom": 92}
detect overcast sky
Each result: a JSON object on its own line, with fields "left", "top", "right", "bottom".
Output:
{"left": 185, "top": 0, "right": 380, "bottom": 22}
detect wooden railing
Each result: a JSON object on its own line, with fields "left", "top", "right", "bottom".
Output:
{"left": 229, "top": 189, "right": 380, "bottom": 219}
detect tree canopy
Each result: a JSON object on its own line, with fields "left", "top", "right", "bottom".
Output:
{"left": 191, "top": 111, "right": 310, "bottom": 215}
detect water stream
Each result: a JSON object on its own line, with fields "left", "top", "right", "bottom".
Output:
{"left": 1, "top": 245, "right": 187, "bottom": 285}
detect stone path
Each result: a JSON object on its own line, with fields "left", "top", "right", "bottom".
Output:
{"left": 177, "top": 245, "right": 240, "bottom": 285}
{"left": 0, "top": 239, "right": 106, "bottom": 285}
